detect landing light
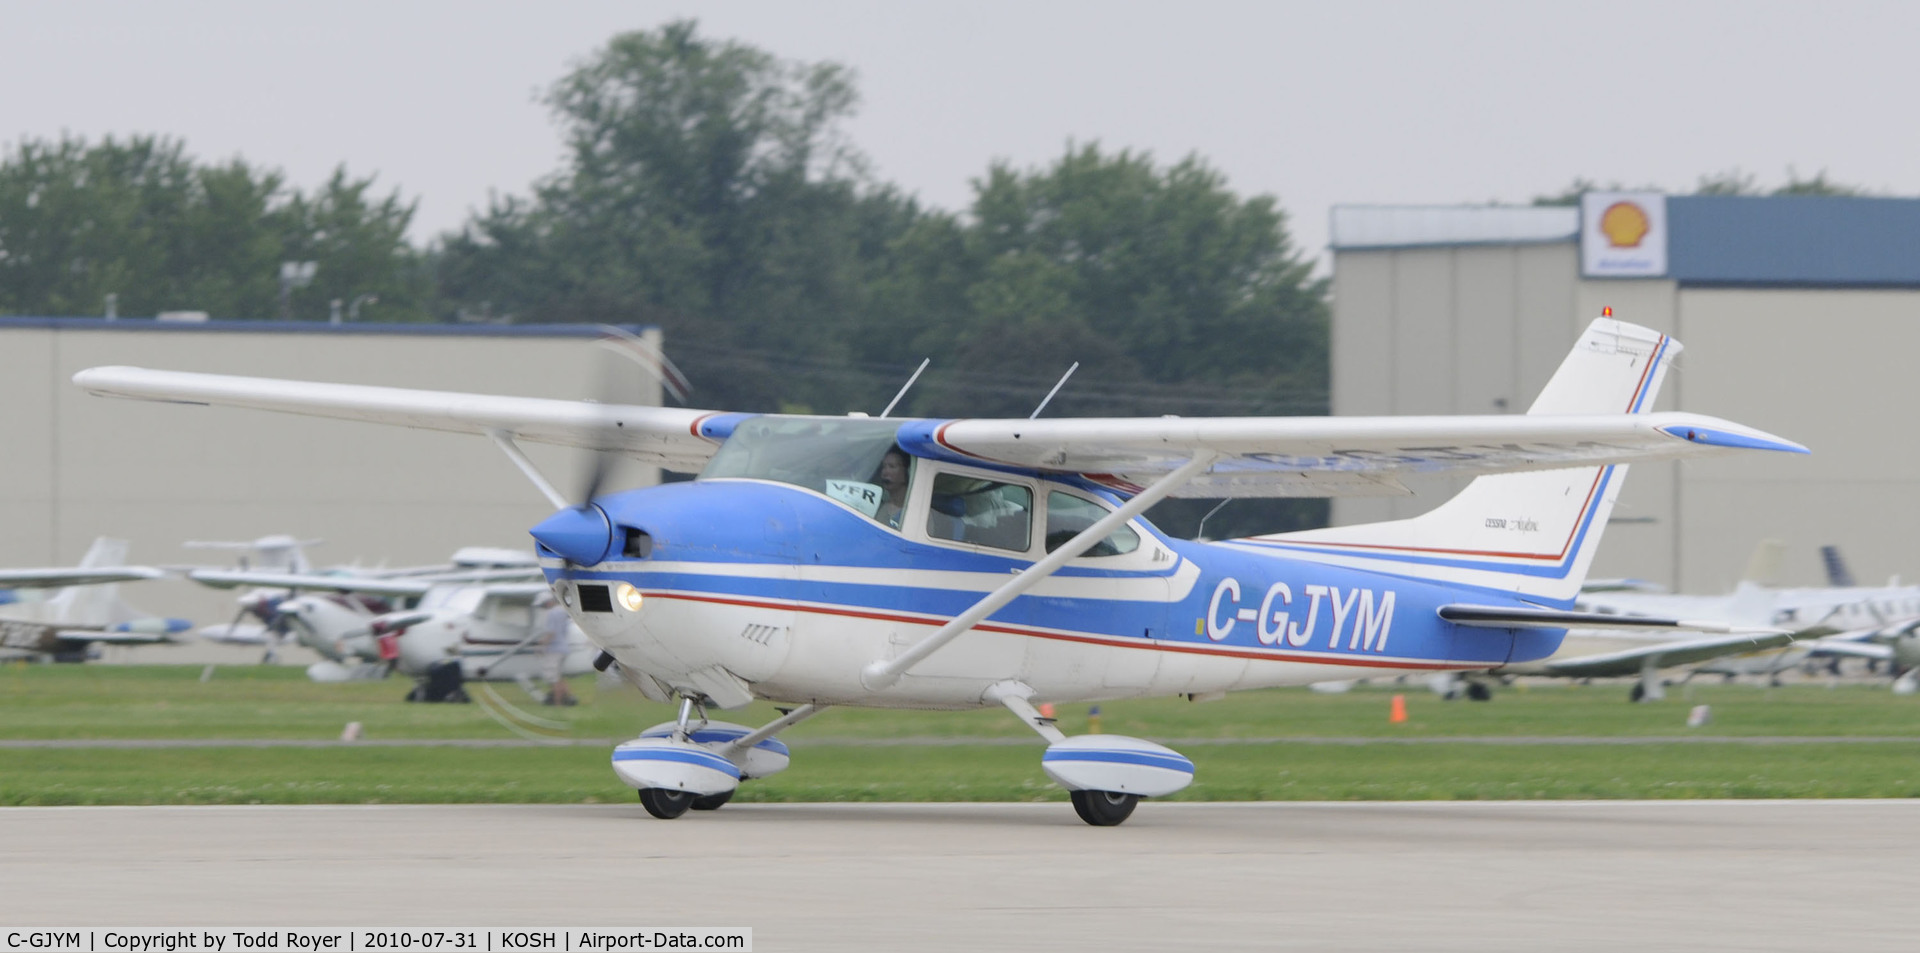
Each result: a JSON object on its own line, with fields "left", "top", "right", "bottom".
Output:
{"left": 617, "top": 582, "right": 644, "bottom": 612}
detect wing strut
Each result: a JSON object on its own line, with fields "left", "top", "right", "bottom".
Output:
{"left": 488, "top": 430, "right": 570, "bottom": 510}
{"left": 860, "top": 452, "right": 1219, "bottom": 691}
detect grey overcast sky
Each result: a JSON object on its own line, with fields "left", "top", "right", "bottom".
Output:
{"left": 6, "top": 0, "right": 1917, "bottom": 268}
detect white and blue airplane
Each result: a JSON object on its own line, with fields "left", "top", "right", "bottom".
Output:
{"left": 73, "top": 317, "right": 1806, "bottom": 825}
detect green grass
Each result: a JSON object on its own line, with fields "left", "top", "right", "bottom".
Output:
{"left": 4, "top": 663, "right": 1920, "bottom": 805}
{"left": 8, "top": 662, "right": 1920, "bottom": 742}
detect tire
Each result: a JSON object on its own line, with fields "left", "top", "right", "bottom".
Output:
{"left": 690, "top": 790, "right": 735, "bottom": 812}
{"left": 1629, "top": 683, "right": 1646, "bottom": 702}
{"left": 1466, "top": 682, "right": 1493, "bottom": 702}
{"left": 1070, "top": 790, "right": 1139, "bottom": 827}
{"left": 638, "top": 788, "right": 694, "bottom": 819}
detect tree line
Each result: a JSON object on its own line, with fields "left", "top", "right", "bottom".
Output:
{"left": 12, "top": 21, "right": 1868, "bottom": 536}
{"left": 0, "top": 21, "right": 1332, "bottom": 536}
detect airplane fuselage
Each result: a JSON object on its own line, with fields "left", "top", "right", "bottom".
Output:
{"left": 551, "top": 480, "right": 1566, "bottom": 709}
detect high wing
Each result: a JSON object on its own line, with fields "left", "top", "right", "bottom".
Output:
{"left": 72, "top": 366, "right": 726, "bottom": 474}
{"left": 896, "top": 414, "right": 1807, "bottom": 498}
{"left": 189, "top": 569, "right": 442, "bottom": 598}
{"left": 0, "top": 566, "right": 167, "bottom": 588}
{"left": 74, "top": 365, "right": 1806, "bottom": 499}
{"left": 1515, "top": 630, "right": 1802, "bottom": 678}
{"left": 189, "top": 569, "right": 550, "bottom": 600}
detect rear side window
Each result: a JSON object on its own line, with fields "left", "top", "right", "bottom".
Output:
{"left": 927, "top": 474, "right": 1033, "bottom": 552}
{"left": 1045, "top": 492, "right": 1140, "bottom": 557}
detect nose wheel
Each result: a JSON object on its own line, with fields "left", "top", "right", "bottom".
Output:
{"left": 1070, "top": 790, "right": 1139, "bottom": 826}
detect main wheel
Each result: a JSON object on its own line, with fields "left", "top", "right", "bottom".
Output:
{"left": 1466, "top": 681, "right": 1493, "bottom": 702}
{"left": 690, "top": 790, "right": 735, "bottom": 811}
{"left": 638, "top": 788, "right": 694, "bottom": 819}
{"left": 1070, "top": 790, "right": 1139, "bottom": 827}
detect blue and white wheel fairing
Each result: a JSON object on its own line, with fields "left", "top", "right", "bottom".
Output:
{"left": 611, "top": 737, "right": 742, "bottom": 797}
{"left": 1041, "top": 735, "right": 1195, "bottom": 798}
{"left": 637, "top": 720, "right": 792, "bottom": 779}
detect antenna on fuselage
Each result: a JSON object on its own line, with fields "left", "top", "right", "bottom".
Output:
{"left": 880, "top": 358, "right": 930, "bottom": 418}
{"left": 1194, "top": 498, "right": 1232, "bottom": 542}
{"left": 1029, "top": 362, "right": 1080, "bottom": 419}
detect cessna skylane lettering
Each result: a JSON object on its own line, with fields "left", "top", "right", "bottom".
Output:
{"left": 74, "top": 318, "right": 1807, "bottom": 825}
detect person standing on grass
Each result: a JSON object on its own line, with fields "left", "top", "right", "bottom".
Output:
{"left": 540, "top": 595, "right": 577, "bottom": 706}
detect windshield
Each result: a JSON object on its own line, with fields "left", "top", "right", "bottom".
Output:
{"left": 701, "top": 416, "right": 910, "bottom": 522}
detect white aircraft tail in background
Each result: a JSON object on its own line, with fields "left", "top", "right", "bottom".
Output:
{"left": 1253, "top": 319, "right": 1678, "bottom": 604}
{"left": 0, "top": 538, "right": 186, "bottom": 661}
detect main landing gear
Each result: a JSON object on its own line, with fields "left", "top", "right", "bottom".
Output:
{"left": 989, "top": 681, "right": 1193, "bottom": 828}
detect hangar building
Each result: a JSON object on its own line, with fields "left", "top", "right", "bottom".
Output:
{"left": 1, "top": 318, "right": 663, "bottom": 645}
{"left": 1330, "top": 193, "right": 1920, "bottom": 591}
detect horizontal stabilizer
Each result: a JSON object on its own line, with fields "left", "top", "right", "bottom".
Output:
{"left": 1527, "top": 630, "right": 1802, "bottom": 678}
{"left": 1438, "top": 604, "right": 1782, "bottom": 635}
{"left": 54, "top": 627, "right": 186, "bottom": 645}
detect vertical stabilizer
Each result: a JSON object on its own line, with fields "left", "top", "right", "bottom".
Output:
{"left": 45, "top": 538, "right": 133, "bottom": 624}
{"left": 1251, "top": 318, "right": 1676, "bottom": 605}
{"left": 1742, "top": 539, "right": 1786, "bottom": 587}
{"left": 1819, "top": 545, "right": 1857, "bottom": 589}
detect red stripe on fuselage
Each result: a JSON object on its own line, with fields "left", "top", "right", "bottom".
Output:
{"left": 638, "top": 590, "right": 1472, "bottom": 671}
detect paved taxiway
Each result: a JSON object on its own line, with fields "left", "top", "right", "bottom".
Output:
{"left": 2, "top": 801, "right": 1913, "bottom": 951}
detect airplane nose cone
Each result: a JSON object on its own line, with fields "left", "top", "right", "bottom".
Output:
{"left": 531, "top": 504, "right": 616, "bottom": 567}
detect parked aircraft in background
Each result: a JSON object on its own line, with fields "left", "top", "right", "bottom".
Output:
{"left": 78, "top": 317, "right": 1807, "bottom": 825}
{"left": 0, "top": 538, "right": 188, "bottom": 662}
{"left": 1450, "top": 543, "right": 1920, "bottom": 700}
{"left": 192, "top": 541, "right": 544, "bottom": 661}
{"left": 190, "top": 552, "right": 595, "bottom": 694}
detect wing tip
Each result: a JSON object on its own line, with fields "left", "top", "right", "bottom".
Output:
{"left": 1658, "top": 423, "right": 1809, "bottom": 455}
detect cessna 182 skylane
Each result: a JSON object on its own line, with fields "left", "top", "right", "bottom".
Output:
{"left": 75, "top": 317, "right": 1806, "bottom": 825}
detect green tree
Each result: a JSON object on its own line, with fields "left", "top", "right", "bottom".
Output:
{"left": 435, "top": 20, "right": 914, "bottom": 412}
{"left": 863, "top": 144, "right": 1330, "bottom": 536}
{"left": 0, "top": 134, "right": 425, "bottom": 320}
{"left": 868, "top": 145, "right": 1328, "bottom": 421}
{"left": 1533, "top": 168, "right": 1873, "bottom": 204}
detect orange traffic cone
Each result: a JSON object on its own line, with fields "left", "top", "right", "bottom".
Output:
{"left": 1389, "top": 694, "right": 1408, "bottom": 724}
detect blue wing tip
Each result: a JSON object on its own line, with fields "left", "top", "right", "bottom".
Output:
{"left": 1660, "top": 424, "right": 1809, "bottom": 455}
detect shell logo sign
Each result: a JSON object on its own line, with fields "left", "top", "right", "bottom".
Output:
{"left": 1599, "top": 201, "right": 1651, "bottom": 247}
{"left": 1582, "top": 192, "right": 1667, "bottom": 277}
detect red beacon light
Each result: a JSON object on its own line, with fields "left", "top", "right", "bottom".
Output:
{"left": 1602, "top": 306, "right": 1613, "bottom": 317}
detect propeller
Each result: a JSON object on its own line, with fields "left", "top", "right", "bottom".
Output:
{"left": 531, "top": 328, "right": 690, "bottom": 576}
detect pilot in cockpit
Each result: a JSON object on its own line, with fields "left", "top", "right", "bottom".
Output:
{"left": 871, "top": 448, "right": 911, "bottom": 529}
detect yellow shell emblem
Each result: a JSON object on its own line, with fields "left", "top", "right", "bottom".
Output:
{"left": 1599, "top": 201, "right": 1651, "bottom": 248}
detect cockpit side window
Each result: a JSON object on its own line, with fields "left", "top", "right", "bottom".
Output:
{"left": 1045, "top": 491, "right": 1140, "bottom": 557}
{"left": 927, "top": 474, "right": 1033, "bottom": 552}
{"left": 700, "top": 416, "right": 916, "bottom": 528}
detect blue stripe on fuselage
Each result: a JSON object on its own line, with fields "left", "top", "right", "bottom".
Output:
{"left": 564, "top": 480, "right": 1566, "bottom": 666}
